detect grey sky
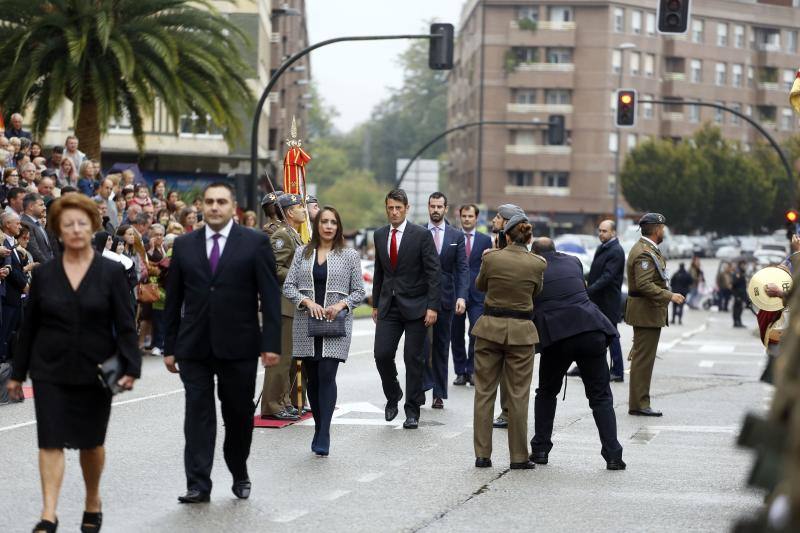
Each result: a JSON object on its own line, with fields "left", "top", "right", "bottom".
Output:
{"left": 305, "top": 0, "right": 465, "bottom": 132}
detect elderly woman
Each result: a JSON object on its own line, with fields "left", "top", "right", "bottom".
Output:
{"left": 7, "top": 194, "right": 140, "bottom": 533}
{"left": 283, "top": 206, "right": 364, "bottom": 456}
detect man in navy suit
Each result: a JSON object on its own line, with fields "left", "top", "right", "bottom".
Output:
{"left": 0, "top": 212, "right": 27, "bottom": 362}
{"left": 164, "top": 182, "right": 282, "bottom": 503}
{"left": 451, "top": 204, "right": 492, "bottom": 387}
{"left": 422, "top": 192, "right": 468, "bottom": 409}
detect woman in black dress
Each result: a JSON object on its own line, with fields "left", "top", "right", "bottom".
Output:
{"left": 7, "top": 194, "right": 140, "bottom": 533}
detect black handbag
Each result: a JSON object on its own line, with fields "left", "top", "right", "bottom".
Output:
{"left": 307, "top": 309, "right": 348, "bottom": 338}
{"left": 97, "top": 354, "right": 124, "bottom": 396}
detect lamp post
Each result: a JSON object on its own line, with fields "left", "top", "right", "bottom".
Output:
{"left": 613, "top": 42, "right": 636, "bottom": 230}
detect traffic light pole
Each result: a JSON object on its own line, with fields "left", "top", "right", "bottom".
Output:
{"left": 394, "top": 120, "right": 552, "bottom": 189}
{"left": 249, "top": 32, "right": 443, "bottom": 210}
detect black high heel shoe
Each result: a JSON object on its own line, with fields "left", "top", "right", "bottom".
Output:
{"left": 32, "top": 518, "right": 58, "bottom": 532}
{"left": 80, "top": 511, "right": 102, "bottom": 532}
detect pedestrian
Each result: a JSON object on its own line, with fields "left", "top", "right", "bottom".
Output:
{"left": 260, "top": 193, "right": 306, "bottom": 421}
{"left": 472, "top": 207, "right": 545, "bottom": 469}
{"left": 0, "top": 212, "right": 29, "bottom": 363}
{"left": 422, "top": 192, "right": 468, "bottom": 409}
{"left": 670, "top": 263, "right": 693, "bottom": 325}
{"left": 20, "top": 193, "right": 53, "bottom": 264}
{"left": 586, "top": 219, "right": 626, "bottom": 382}
{"left": 178, "top": 206, "right": 197, "bottom": 233}
{"left": 163, "top": 182, "right": 281, "bottom": 503}
{"left": 93, "top": 178, "right": 118, "bottom": 230}
{"left": 717, "top": 261, "right": 733, "bottom": 311}
{"left": 77, "top": 160, "right": 100, "bottom": 197}
{"left": 6, "top": 193, "right": 140, "bottom": 533}
{"left": 57, "top": 157, "right": 78, "bottom": 188}
{"left": 260, "top": 190, "right": 284, "bottom": 236}
{"left": 4, "top": 113, "right": 32, "bottom": 140}
{"left": 687, "top": 256, "right": 705, "bottom": 309}
{"left": 625, "top": 213, "right": 685, "bottom": 417}
{"left": 530, "top": 238, "right": 625, "bottom": 470}
{"left": 306, "top": 195, "right": 320, "bottom": 222}
{"left": 242, "top": 210, "right": 258, "bottom": 228}
{"left": 46, "top": 145, "right": 63, "bottom": 171}
{"left": 63, "top": 135, "right": 85, "bottom": 172}
{"left": 283, "top": 206, "right": 365, "bottom": 456}
{"left": 372, "top": 188, "right": 440, "bottom": 429}
{"left": 732, "top": 260, "right": 748, "bottom": 328}
{"left": 451, "top": 204, "right": 492, "bottom": 387}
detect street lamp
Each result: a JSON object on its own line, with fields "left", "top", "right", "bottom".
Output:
{"left": 272, "top": 4, "right": 302, "bottom": 17}
{"left": 613, "top": 42, "right": 636, "bottom": 231}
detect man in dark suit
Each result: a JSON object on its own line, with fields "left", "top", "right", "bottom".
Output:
{"left": 20, "top": 193, "right": 53, "bottom": 265}
{"left": 586, "top": 220, "right": 626, "bottom": 382}
{"left": 529, "top": 238, "right": 626, "bottom": 470}
{"left": 372, "top": 189, "right": 440, "bottom": 429}
{"left": 422, "top": 192, "right": 468, "bottom": 409}
{"left": 164, "top": 182, "right": 282, "bottom": 504}
{"left": 451, "top": 204, "right": 492, "bottom": 387}
{"left": 0, "top": 212, "right": 28, "bottom": 362}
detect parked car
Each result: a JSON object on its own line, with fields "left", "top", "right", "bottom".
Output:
{"left": 712, "top": 236, "right": 739, "bottom": 253}
{"left": 688, "top": 235, "right": 713, "bottom": 257}
{"left": 670, "top": 235, "right": 695, "bottom": 258}
{"left": 753, "top": 248, "right": 786, "bottom": 267}
{"left": 360, "top": 259, "right": 374, "bottom": 305}
{"left": 716, "top": 245, "right": 741, "bottom": 259}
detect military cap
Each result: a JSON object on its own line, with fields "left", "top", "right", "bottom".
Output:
{"left": 305, "top": 195, "right": 318, "bottom": 205}
{"left": 278, "top": 193, "right": 302, "bottom": 209}
{"left": 638, "top": 212, "right": 666, "bottom": 225}
{"left": 261, "top": 190, "right": 284, "bottom": 207}
{"left": 497, "top": 203, "right": 525, "bottom": 220}
{"left": 505, "top": 212, "right": 529, "bottom": 232}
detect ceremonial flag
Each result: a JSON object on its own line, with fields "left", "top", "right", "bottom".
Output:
{"left": 282, "top": 117, "right": 312, "bottom": 243}
{"left": 790, "top": 69, "right": 800, "bottom": 113}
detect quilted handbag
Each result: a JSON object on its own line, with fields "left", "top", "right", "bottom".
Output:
{"left": 307, "top": 309, "right": 348, "bottom": 338}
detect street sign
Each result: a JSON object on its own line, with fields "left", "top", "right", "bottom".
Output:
{"left": 616, "top": 207, "right": 625, "bottom": 218}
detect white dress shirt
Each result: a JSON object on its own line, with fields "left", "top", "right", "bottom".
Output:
{"left": 427, "top": 220, "right": 446, "bottom": 254}
{"left": 387, "top": 218, "right": 408, "bottom": 256}
{"left": 205, "top": 218, "right": 234, "bottom": 258}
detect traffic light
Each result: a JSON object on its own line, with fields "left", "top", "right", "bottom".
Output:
{"left": 429, "top": 23, "right": 454, "bottom": 70}
{"left": 785, "top": 209, "right": 799, "bottom": 240}
{"left": 547, "top": 115, "right": 565, "bottom": 145}
{"left": 615, "top": 89, "right": 637, "bottom": 127}
{"left": 657, "top": 0, "right": 691, "bottom": 34}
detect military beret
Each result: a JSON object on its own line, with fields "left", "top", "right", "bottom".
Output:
{"left": 505, "top": 213, "right": 529, "bottom": 233}
{"left": 497, "top": 203, "right": 525, "bottom": 221}
{"left": 305, "top": 195, "right": 318, "bottom": 205}
{"left": 278, "top": 193, "right": 302, "bottom": 209}
{"left": 638, "top": 212, "right": 666, "bottom": 225}
{"left": 261, "top": 190, "right": 284, "bottom": 207}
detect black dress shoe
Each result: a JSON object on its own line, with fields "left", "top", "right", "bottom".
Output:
{"left": 385, "top": 391, "right": 403, "bottom": 421}
{"left": 467, "top": 374, "right": 476, "bottom": 386}
{"left": 453, "top": 375, "right": 467, "bottom": 386}
{"left": 285, "top": 405, "right": 300, "bottom": 416}
{"left": 475, "top": 457, "right": 492, "bottom": 468}
{"left": 32, "top": 518, "right": 58, "bottom": 532}
{"left": 261, "top": 409, "right": 299, "bottom": 421}
{"left": 628, "top": 407, "right": 663, "bottom": 417}
{"left": 510, "top": 460, "right": 536, "bottom": 470}
{"left": 402, "top": 416, "right": 418, "bottom": 429}
{"left": 432, "top": 397, "right": 444, "bottom": 409}
{"left": 232, "top": 479, "right": 251, "bottom": 499}
{"left": 529, "top": 451, "right": 548, "bottom": 465}
{"left": 566, "top": 366, "right": 581, "bottom": 377}
{"left": 80, "top": 510, "right": 102, "bottom": 533}
{"left": 492, "top": 416, "right": 508, "bottom": 429}
{"left": 610, "top": 374, "right": 624, "bottom": 383}
{"left": 606, "top": 458, "right": 627, "bottom": 470}
{"left": 178, "top": 490, "right": 210, "bottom": 504}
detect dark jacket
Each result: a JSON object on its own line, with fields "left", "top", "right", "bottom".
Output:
{"left": 428, "top": 223, "right": 468, "bottom": 311}
{"left": 4, "top": 127, "right": 31, "bottom": 140}
{"left": 164, "top": 223, "right": 281, "bottom": 360}
{"left": 533, "top": 251, "right": 618, "bottom": 349}
{"left": 2, "top": 238, "right": 28, "bottom": 307}
{"left": 464, "top": 230, "right": 493, "bottom": 305}
{"left": 372, "top": 221, "right": 441, "bottom": 320}
{"left": 670, "top": 267, "right": 693, "bottom": 296}
{"left": 586, "top": 237, "right": 624, "bottom": 323}
{"left": 20, "top": 213, "right": 53, "bottom": 264}
{"left": 12, "top": 253, "right": 141, "bottom": 384}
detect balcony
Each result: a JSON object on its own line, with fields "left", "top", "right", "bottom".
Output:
{"left": 757, "top": 82, "right": 780, "bottom": 91}
{"left": 506, "top": 103, "right": 573, "bottom": 114}
{"left": 505, "top": 145, "right": 572, "bottom": 156}
{"left": 662, "top": 112, "right": 685, "bottom": 121}
{"left": 663, "top": 72, "right": 686, "bottom": 81}
{"left": 270, "top": 32, "right": 281, "bottom": 44}
{"left": 516, "top": 62, "right": 574, "bottom": 73}
{"left": 504, "top": 185, "right": 571, "bottom": 197}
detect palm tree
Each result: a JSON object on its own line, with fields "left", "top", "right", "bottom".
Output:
{"left": 0, "top": 0, "right": 254, "bottom": 159}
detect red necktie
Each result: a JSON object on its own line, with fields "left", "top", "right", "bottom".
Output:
{"left": 390, "top": 229, "right": 398, "bottom": 269}
{"left": 465, "top": 233, "right": 472, "bottom": 258}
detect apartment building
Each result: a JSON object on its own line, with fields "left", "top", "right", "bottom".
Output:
{"left": 447, "top": 0, "right": 800, "bottom": 232}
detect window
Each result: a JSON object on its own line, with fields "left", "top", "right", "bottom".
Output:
{"left": 513, "top": 47, "right": 539, "bottom": 63}
{"left": 644, "top": 54, "right": 655, "bottom": 77}
{"left": 180, "top": 112, "right": 223, "bottom": 137}
{"left": 611, "top": 50, "right": 622, "bottom": 74}
{"left": 782, "top": 108, "right": 794, "bottom": 130}
{"left": 513, "top": 89, "right": 537, "bottom": 104}
{"left": 632, "top": 11, "right": 642, "bottom": 34}
{"left": 788, "top": 31, "right": 798, "bottom": 53}
{"left": 545, "top": 89, "right": 571, "bottom": 105}
{"left": 785, "top": 69, "right": 796, "bottom": 91}
{"left": 627, "top": 134, "right": 637, "bottom": 150}
{"left": 610, "top": 91, "right": 618, "bottom": 112}
{"left": 546, "top": 48, "right": 573, "bottom": 64}
{"left": 549, "top": 6, "right": 572, "bottom": 22}
{"left": 731, "top": 103, "right": 741, "bottom": 125}
{"left": 508, "top": 171, "right": 534, "bottom": 187}
{"left": 517, "top": 6, "right": 539, "bottom": 22}
{"left": 513, "top": 130, "right": 536, "bottom": 145}
{"left": 646, "top": 12, "right": 656, "bottom": 35}
{"left": 734, "top": 25, "right": 745, "bottom": 48}
{"left": 542, "top": 172, "right": 569, "bottom": 188}
{"left": 692, "top": 19, "right": 704, "bottom": 43}
{"left": 688, "top": 102, "right": 700, "bottom": 123}
{"left": 732, "top": 64, "right": 743, "bottom": 87}
{"left": 609, "top": 132, "right": 618, "bottom": 153}
{"left": 614, "top": 8, "right": 624, "bottom": 33}
{"left": 717, "top": 23, "right": 728, "bottom": 47}
{"left": 746, "top": 105, "right": 752, "bottom": 117}
{"left": 643, "top": 94, "right": 654, "bottom": 119}
{"left": 715, "top": 63, "right": 726, "bottom": 86}
{"left": 629, "top": 52, "right": 640, "bottom": 75}
{"left": 109, "top": 110, "right": 132, "bottom": 132}
{"left": 714, "top": 102, "right": 724, "bottom": 124}
{"left": 748, "top": 66, "right": 754, "bottom": 88}
{"left": 691, "top": 60, "right": 702, "bottom": 83}
{"left": 758, "top": 106, "right": 777, "bottom": 123}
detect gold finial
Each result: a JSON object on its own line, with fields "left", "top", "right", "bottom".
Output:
{"left": 286, "top": 115, "right": 302, "bottom": 148}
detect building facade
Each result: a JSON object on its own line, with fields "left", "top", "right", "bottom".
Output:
{"left": 447, "top": 0, "right": 800, "bottom": 233}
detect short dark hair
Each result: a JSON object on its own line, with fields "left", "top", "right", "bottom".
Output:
{"left": 134, "top": 213, "right": 150, "bottom": 226}
{"left": 640, "top": 222, "right": 660, "bottom": 237}
{"left": 7, "top": 187, "right": 26, "bottom": 201}
{"left": 459, "top": 204, "right": 480, "bottom": 216}
{"left": 51, "top": 145, "right": 64, "bottom": 155}
{"left": 385, "top": 189, "right": 408, "bottom": 206}
{"left": 17, "top": 225, "right": 30, "bottom": 239}
{"left": 60, "top": 185, "right": 78, "bottom": 195}
{"left": 203, "top": 181, "right": 235, "bottom": 199}
{"left": 22, "top": 192, "right": 42, "bottom": 212}
{"left": 429, "top": 191, "right": 448, "bottom": 206}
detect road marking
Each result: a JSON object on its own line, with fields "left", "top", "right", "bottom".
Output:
{"left": 647, "top": 425, "right": 735, "bottom": 433}
{"left": 699, "top": 360, "right": 760, "bottom": 368}
{"left": 671, "top": 349, "right": 764, "bottom": 358}
{"left": 699, "top": 360, "right": 715, "bottom": 368}
{"left": 657, "top": 323, "right": 708, "bottom": 353}
{"left": 269, "top": 509, "right": 308, "bottom": 523}
{"left": 443, "top": 431, "right": 463, "bottom": 439}
{"left": 358, "top": 472, "right": 384, "bottom": 483}
{"left": 699, "top": 344, "right": 735, "bottom": 353}
{"left": 630, "top": 428, "right": 660, "bottom": 444}
{"left": 320, "top": 489, "right": 351, "bottom": 501}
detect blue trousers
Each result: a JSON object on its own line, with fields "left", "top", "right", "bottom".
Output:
{"left": 423, "top": 308, "right": 454, "bottom": 399}
{"left": 303, "top": 357, "right": 340, "bottom": 454}
{"left": 0, "top": 305, "right": 20, "bottom": 362}
{"left": 608, "top": 333, "right": 623, "bottom": 377}
{"left": 451, "top": 301, "right": 483, "bottom": 376}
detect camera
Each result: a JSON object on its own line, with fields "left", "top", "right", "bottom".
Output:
{"left": 497, "top": 230, "right": 507, "bottom": 249}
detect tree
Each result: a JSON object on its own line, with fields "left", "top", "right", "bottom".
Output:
{"left": 0, "top": 0, "right": 253, "bottom": 159}
{"left": 318, "top": 171, "right": 386, "bottom": 231}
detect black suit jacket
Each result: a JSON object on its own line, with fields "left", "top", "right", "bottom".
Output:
{"left": 2, "top": 238, "right": 27, "bottom": 307}
{"left": 164, "top": 223, "right": 281, "bottom": 360}
{"left": 586, "top": 237, "right": 625, "bottom": 323}
{"left": 372, "top": 221, "right": 441, "bottom": 320}
{"left": 20, "top": 214, "right": 53, "bottom": 264}
{"left": 465, "top": 231, "right": 493, "bottom": 305}
{"left": 429, "top": 223, "right": 468, "bottom": 311}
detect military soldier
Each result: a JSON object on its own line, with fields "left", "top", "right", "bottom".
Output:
{"left": 261, "top": 190, "right": 284, "bottom": 236}
{"left": 625, "top": 213, "right": 685, "bottom": 417}
{"left": 260, "top": 193, "right": 306, "bottom": 421}
{"left": 306, "top": 194, "right": 320, "bottom": 222}
{"left": 472, "top": 207, "right": 546, "bottom": 469}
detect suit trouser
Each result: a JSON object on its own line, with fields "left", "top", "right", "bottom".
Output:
{"left": 608, "top": 333, "right": 624, "bottom": 376}
{"left": 261, "top": 317, "right": 293, "bottom": 415}
{"left": 628, "top": 326, "right": 662, "bottom": 410}
{"left": 473, "top": 337, "right": 534, "bottom": 463}
{"left": 0, "top": 305, "right": 20, "bottom": 361}
{"left": 531, "top": 331, "right": 623, "bottom": 462}
{"left": 179, "top": 356, "right": 257, "bottom": 493}
{"left": 374, "top": 304, "right": 427, "bottom": 419}
{"left": 451, "top": 301, "right": 483, "bottom": 376}
{"left": 423, "top": 307, "right": 454, "bottom": 399}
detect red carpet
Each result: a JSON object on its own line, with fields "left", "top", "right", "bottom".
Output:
{"left": 23, "top": 386, "right": 33, "bottom": 399}
{"left": 253, "top": 411, "right": 313, "bottom": 429}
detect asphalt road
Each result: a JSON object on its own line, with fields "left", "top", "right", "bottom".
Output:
{"left": 0, "top": 269, "right": 767, "bottom": 532}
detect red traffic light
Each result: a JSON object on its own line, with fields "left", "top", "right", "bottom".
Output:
{"left": 786, "top": 209, "right": 799, "bottom": 223}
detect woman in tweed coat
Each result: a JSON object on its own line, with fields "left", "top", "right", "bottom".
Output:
{"left": 283, "top": 206, "right": 365, "bottom": 456}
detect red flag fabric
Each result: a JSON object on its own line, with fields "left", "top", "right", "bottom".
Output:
{"left": 283, "top": 146, "right": 311, "bottom": 195}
